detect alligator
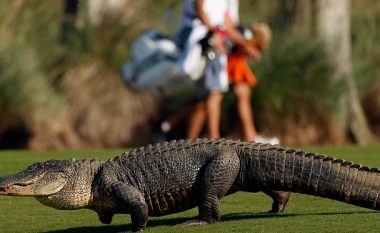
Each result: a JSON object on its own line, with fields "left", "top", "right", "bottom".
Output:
{"left": 0, "top": 138, "right": 379, "bottom": 232}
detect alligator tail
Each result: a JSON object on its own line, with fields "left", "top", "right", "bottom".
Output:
{"left": 239, "top": 143, "right": 380, "bottom": 210}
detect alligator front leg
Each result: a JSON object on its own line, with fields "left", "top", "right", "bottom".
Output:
{"left": 112, "top": 182, "right": 149, "bottom": 232}
{"left": 97, "top": 211, "right": 114, "bottom": 224}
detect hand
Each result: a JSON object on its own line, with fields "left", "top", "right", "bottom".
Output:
{"left": 245, "top": 45, "right": 261, "bottom": 63}
{"left": 210, "top": 32, "right": 226, "bottom": 53}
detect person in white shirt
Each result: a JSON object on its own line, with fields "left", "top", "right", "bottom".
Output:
{"left": 196, "top": 0, "right": 260, "bottom": 139}
{"left": 175, "top": 0, "right": 260, "bottom": 140}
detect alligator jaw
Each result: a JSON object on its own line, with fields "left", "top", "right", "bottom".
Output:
{"left": 0, "top": 170, "right": 68, "bottom": 197}
{"left": 0, "top": 181, "right": 22, "bottom": 196}
{"left": 0, "top": 183, "right": 34, "bottom": 196}
{"left": 0, "top": 183, "right": 37, "bottom": 196}
{"left": 0, "top": 185, "right": 21, "bottom": 196}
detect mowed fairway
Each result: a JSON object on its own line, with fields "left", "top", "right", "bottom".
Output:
{"left": 0, "top": 145, "right": 380, "bottom": 233}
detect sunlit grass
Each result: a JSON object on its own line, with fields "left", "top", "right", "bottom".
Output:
{"left": 0, "top": 146, "right": 380, "bottom": 232}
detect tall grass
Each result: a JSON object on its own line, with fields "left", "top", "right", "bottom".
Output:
{"left": 0, "top": 31, "right": 60, "bottom": 131}
{"left": 351, "top": 0, "right": 380, "bottom": 91}
{"left": 254, "top": 35, "right": 340, "bottom": 117}
{"left": 0, "top": 1, "right": 62, "bottom": 125}
{"left": 246, "top": 34, "right": 345, "bottom": 144}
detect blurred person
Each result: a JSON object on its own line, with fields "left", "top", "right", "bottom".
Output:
{"left": 195, "top": 0, "right": 260, "bottom": 139}
{"left": 154, "top": 0, "right": 206, "bottom": 139}
{"left": 158, "top": 0, "right": 262, "bottom": 141}
{"left": 151, "top": 0, "right": 199, "bottom": 140}
{"left": 177, "top": 0, "right": 206, "bottom": 81}
{"left": 61, "top": 0, "right": 79, "bottom": 44}
{"left": 178, "top": 0, "right": 259, "bottom": 83}
{"left": 187, "top": 23, "right": 275, "bottom": 142}
{"left": 176, "top": 0, "right": 197, "bottom": 50}
{"left": 227, "top": 23, "right": 274, "bottom": 142}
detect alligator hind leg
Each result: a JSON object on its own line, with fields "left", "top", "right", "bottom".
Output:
{"left": 262, "top": 189, "right": 290, "bottom": 213}
{"left": 112, "top": 182, "right": 149, "bottom": 232}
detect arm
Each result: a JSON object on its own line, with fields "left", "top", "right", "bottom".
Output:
{"left": 195, "top": 0, "right": 215, "bottom": 31}
{"left": 196, "top": 0, "right": 225, "bottom": 52}
{"left": 224, "top": 14, "right": 261, "bottom": 62}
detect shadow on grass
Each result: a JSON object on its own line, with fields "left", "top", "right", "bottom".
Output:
{"left": 42, "top": 211, "right": 377, "bottom": 233}
{"left": 41, "top": 217, "right": 190, "bottom": 233}
{"left": 222, "top": 210, "right": 377, "bottom": 221}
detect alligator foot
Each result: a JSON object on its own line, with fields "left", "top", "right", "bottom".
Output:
{"left": 273, "top": 191, "right": 290, "bottom": 213}
{"left": 263, "top": 190, "right": 290, "bottom": 213}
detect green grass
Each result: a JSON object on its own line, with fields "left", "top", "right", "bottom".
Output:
{"left": 1, "top": 146, "right": 380, "bottom": 233}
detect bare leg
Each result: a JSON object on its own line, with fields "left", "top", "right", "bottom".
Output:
{"left": 206, "top": 91, "right": 224, "bottom": 139}
{"left": 187, "top": 101, "right": 207, "bottom": 139}
{"left": 162, "top": 103, "right": 198, "bottom": 132}
{"left": 233, "top": 84, "right": 257, "bottom": 141}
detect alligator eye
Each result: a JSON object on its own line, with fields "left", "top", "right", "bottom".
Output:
{"left": 28, "top": 163, "right": 40, "bottom": 170}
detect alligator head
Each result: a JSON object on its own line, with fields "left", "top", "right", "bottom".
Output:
{"left": 0, "top": 159, "right": 71, "bottom": 196}
{"left": 0, "top": 159, "right": 103, "bottom": 210}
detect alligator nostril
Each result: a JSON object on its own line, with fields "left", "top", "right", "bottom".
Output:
{"left": 0, "top": 185, "right": 10, "bottom": 193}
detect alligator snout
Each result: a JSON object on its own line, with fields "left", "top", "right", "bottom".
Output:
{"left": 0, "top": 185, "right": 9, "bottom": 194}
{"left": 0, "top": 183, "right": 16, "bottom": 195}
{"left": 0, "top": 177, "right": 12, "bottom": 194}
{"left": 0, "top": 177, "right": 9, "bottom": 194}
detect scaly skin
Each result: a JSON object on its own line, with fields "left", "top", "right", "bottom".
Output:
{"left": 0, "top": 138, "right": 379, "bottom": 232}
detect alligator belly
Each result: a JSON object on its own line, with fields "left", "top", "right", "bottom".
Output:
{"left": 146, "top": 187, "right": 197, "bottom": 216}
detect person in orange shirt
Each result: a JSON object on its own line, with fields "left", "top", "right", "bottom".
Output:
{"left": 187, "top": 23, "right": 272, "bottom": 141}
{"left": 157, "top": 23, "right": 273, "bottom": 142}
{"left": 227, "top": 23, "right": 272, "bottom": 141}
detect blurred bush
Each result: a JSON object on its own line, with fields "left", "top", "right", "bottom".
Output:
{"left": 0, "top": 0, "right": 378, "bottom": 148}
{"left": 0, "top": 30, "right": 60, "bottom": 142}
{"left": 251, "top": 34, "right": 344, "bottom": 145}
{"left": 351, "top": 0, "right": 380, "bottom": 90}
{"left": 0, "top": 0, "right": 159, "bottom": 149}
